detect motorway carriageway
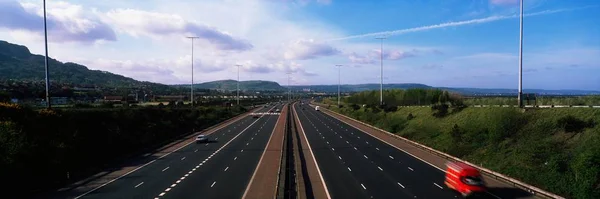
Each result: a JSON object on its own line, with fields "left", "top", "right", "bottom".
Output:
{"left": 75, "top": 104, "right": 282, "bottom": 199}
{"left": 294, "top": 103, "right": 466, "bottom": 199}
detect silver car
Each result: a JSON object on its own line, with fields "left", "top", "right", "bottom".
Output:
{"left": 196, "top": 135, "right": 208, "bottom": 143}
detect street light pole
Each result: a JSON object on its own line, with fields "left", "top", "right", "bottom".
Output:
{"left": 235, "top": 64, "right": 242, "bottom": 105}
{"left": 186, "top": 36, "right": 199, "bottom": 108}
{"left": 518, "top": 0, "right": 524, "bottom": 108}
{"left": 336, "top": 64, "right": 342, "bottom": 107}
{"left": 286, "top": 72, "right": 292, "bottom": 102}
{"left": 375, "top": 37, "right": 386, "bottom": 106}
{"left": 43, "top": 0, "right": 51, "bottom": 108}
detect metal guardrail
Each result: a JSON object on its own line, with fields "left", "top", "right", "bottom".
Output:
{"left": 310, "top": 101, "right": 565, "bottom": 199}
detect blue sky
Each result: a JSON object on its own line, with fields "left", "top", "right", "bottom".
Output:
{"left": 0, "top": 0, "right": 598, "bottom": 90}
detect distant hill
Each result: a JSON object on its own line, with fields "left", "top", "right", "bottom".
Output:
{"left": 290, "top": 83, "right": 432, "bottom": 92}
{"left": 175, "top": 80, "right": 286, "bottom": 91}
{"left": 0, "top": 40, "right": 179, "bottom": 92}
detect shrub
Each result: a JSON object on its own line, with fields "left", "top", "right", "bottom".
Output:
{"left": 556, "top": 115, "right": 588, "bottom": 133}
{"left": 431, "top": 104, "right": 448, "bottom": 118}
{"left": 407, "top": 113, "right": 415, "bottom": 120}
{"left": 350, "top": 104, "right": 360, "bottom": 110}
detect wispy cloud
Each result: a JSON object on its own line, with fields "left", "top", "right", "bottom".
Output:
{"left": 328, "top": 6, "right": 595, "bottom": 41}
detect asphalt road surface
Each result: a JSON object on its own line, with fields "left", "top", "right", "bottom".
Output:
{"left": 294, "top": 102, "right": 467, "bottom": 199}
{"left": 74, "top": 104, "right": 283, "bottom": 199}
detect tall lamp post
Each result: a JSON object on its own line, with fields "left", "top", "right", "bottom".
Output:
{"left": 235, "top": 64, "right": 242, "bottom": 105}
{"left": 335, "top": 64, "right": 342, "bottom": 107}
{"left": 518, "top": 0, "right": 524, "bottom": 107}
{"left": 43, "top": 0, "right": 51, "bottom": 108}
{"left": 186, "top": 36, "right": 199, "bottom": 108}
{"left": 286, "top": 72, "right": 292, "bottom": 102}
{"left": 375, "top": 37, "right": 386, "bottom": 106}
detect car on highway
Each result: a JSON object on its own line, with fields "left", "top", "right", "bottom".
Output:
{"left": 195, "top": 135, "right": 208, "bottom": 143}
{"left": 315, "top": 106, "right": 320, "bottom": 111}
{"left": 444, "top": 161, "right": 486, "bottom": 197}
{"left": 275, "top": 108, "right": 280, "bottom": 112}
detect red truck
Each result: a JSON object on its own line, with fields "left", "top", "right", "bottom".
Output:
{"left": 444, "top": 161, "right": 486, "bottom": 197}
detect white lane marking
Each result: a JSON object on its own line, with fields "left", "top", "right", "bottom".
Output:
{"left": 134, "top": 182, "right": 144, "bottom": 188}
{"left": 241, "top": 149, "right": 244, "bottom": 152}
{"left": 339, "top": 136, "right": 342, "bottom": 138}
{"left": 376, "top": 147, "right": 380, "bottom": 151}
{"left": 361, "top": 183, "right": 366, "bottom": 190}
{"left": 326, "top": 141, "right": 329, "bottom": 144}
{"left": 211, "top": 181, "right": 217, "bottom": 187}
{"left": 181, "top": 157, "right": 186, "bottom": 160}
{"left": 73, "top": 113, "right": 252, "bottom": 199}
{"left": 234, "top": 157, "right": 237, "bottom": 160}
{"left": 332, "top": 147, "right": 335, "bottom": 151}
{"left": 165, "top": 188, "right": 171, "bottom": 192}
{"left": 180, "top": 177, "right": 185, "bottom": 180}
{"left": 162, "top": 167, "right": 169, "bottom": 172}
{"left": 346, "top": 141, "right": 350, "bottom": 144}
{"left": 366, "top": 141, "right": 369, "bottom": 144}
{"left": 251, "top": 137, "right": 254, "bottom": 140}
{"left": 434, "top": 183, "right": 443, "bottom": 189}
{"left": 378, "top": 166, "right": 383, "bottom": 171}
{"left": 205, "top": 143, "right": 209, "bottom": 146}
{"left": 293, "top": 105, "right": 332, "bottom": 199}
{"left": 176, "top": 180, "right": 181, "bottom": 183}
{"left": 347, "top": 167, "right": 352, "bottom": 171}
{"left": 224, "top": 167, "right": 229, "bottom": 171}
{"left": 194, "top": 149, "right": 198, "bottom": 152}
{"left": 397, "top": 182, "right": 405, "bottom": 188}
{"left": 246, "top": 143, "right": 249, "bottom": 145}
{"left": 364, "top": 155, "right": 368, "bottom": 159}
{"left": 389, "top": 155, "right": 394, "bottom": 159}
{"left": 408, "top": 167, "right": 414, "bottom": 171}
{"left": 171, "top": 184, "right": 177, "bottom": 187}
{"left": 338, "top": 156, "right": 342, "bottom": 160}
{"left": 159, "top": 193, "right": 165, "bottom": 196}
{"left": 354, "top": 147, "right": 357, "bottom": 150}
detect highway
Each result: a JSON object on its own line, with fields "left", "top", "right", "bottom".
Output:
{"left": 294, "top": 102, "right": 465, "bottom": 198}
{"left": 71, "top": 104, "right": 283, "bottom": 199}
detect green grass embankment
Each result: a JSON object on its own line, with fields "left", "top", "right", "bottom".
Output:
{"left": 328, "top": 104, "right": 599, "bottom": 198}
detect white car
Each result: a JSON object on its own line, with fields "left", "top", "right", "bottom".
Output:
{"left": 196, "top": 135, "right": 208, "bottom": 143}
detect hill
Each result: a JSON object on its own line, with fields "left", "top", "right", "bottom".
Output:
{"left": 175, "top": 80, "right": 286, "bottom": 91}
{"left": 291, "top": 83, "right": 432, "bottom": 92}
{"left": 0, "top": 40, "right": 178, "bottom": 92}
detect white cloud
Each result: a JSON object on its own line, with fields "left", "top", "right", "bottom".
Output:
{"left": 101, "top": 9, "right": 253, "bottom": 51}
{"left": 0, "top": 0, "right": 116, "bottom": 43}
{"left": 280, "top": 39, "right": 340, "bottom": 60}
{"left": 348, "top": 52, "right": 375, "bottom": 64}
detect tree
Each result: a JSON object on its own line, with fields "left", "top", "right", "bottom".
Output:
{"left": 450, "top": 124, "right": 463, "bottom": 143}
{"left": 0, "top": 91, "right": 10, "bottom": 102}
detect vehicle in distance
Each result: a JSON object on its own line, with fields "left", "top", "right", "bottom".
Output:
{"left": 195, "top": 135, "right": 208, "bottom": 143}
{"left": 315, "top": 106, "right": 320, "bottom": 111}
{"left": 444, "top": 161, "right": 486, "bottom": 197}
{"left": 275, "top": 108, "right": 280, "bottom": 112}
